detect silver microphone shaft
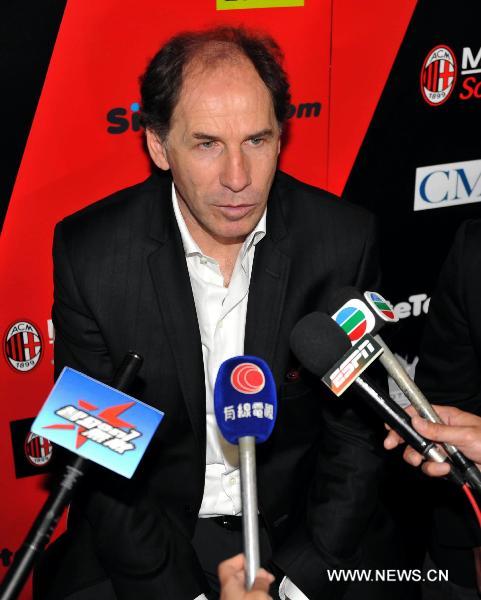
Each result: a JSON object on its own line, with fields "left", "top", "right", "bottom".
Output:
{"left": 239, "top": 436, "right": 260, "bottom": 589}
{"left": 375, "top": 335, "right": 481, "bottom": 492}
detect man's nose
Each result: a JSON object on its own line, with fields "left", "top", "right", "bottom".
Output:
{"left": 219, "top": 149, "right": 251, "bottom": 192}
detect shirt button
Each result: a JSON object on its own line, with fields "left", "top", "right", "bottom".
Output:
{"left": 230, "top": 476, "right": 236, "bottom": 485}
{"left": 200, "top": 257, "right": 207, "bottom": 265}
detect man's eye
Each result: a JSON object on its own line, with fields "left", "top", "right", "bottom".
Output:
{"left": 249, "top": 137, "right": 264, "bottom": 146}
{"left": 199, "top": 141, "right": 215, "bottom": 149}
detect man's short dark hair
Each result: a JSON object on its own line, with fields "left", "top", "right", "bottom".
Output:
{"left": 139, "top": 26, "right": 291, "bottom": 140}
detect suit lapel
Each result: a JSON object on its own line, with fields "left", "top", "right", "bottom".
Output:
{"left": 147, "top": 178, "right": 206, "bottom": 455}
{"left": 245, "top": 179, "right": 291, "bottom": 386}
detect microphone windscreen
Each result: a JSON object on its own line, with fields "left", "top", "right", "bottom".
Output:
{"left": 328, "top": 287, "right": 378, "bottom": 342}
{"left": 214, "top": 356, "right": 277, "bottom": 444}
{"left": 290, "top": 312, "right": 351, "bottom": 376}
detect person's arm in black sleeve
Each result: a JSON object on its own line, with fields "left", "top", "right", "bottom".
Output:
{"left": 415, "top": 219, "right": 481, "bottom": 416}
{"left": 272, "top": 212, "right": 385, "bottom": 600}
{"left": 52, "top": 220, "right": 115, "bottom": 381}
{"left": 50, "top": 220, "right": 209, "bottom": 600}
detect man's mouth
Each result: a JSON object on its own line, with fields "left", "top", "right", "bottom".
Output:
{"left": 215, "top": 204, "right": 256, "bottom": 219}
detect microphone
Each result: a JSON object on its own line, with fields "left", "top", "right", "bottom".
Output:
{"left": 30, "top": 357, "right": 163, "bottom": 479}
{"left": 329, "top": 286, "right": 397, "bottom": 343}
{"left": 329, "top": 287, "right": 481, "bottom": 493}
{"left": 290, "top": 313, "right": 464, "bottom": 486}
{"left": 0, "top": 352, "right": 165, "bottom": 600}
{"left": 214, "top": 356, "right": 277, "bottom": 589}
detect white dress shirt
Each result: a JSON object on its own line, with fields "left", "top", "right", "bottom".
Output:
{"left": 172, "top": 186, "right": 307, "bottom": 600}
{"left": 172, "top": 185, "right": 266, "bottom": 517}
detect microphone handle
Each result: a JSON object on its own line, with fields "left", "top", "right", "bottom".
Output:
{"left": 0, "top": 351, "right": 143, "bottom": 600}
{"left": 239, "top": 436, "right": 260, "bottom": 590}
{"left": 354, "top": 376, "right": 464, "bottom": 487}
{"left": 375, "top": 336, "right": 481, "bottom": 493}
{"left": 111, "top": 351, "right": 143, "bottom": 391}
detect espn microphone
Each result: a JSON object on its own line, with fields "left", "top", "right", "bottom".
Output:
{"left": 290, "top": 313, "right": 464, "bottom": 486}
{"left": 214, "top": 356, "right": 277, "bottom": 589}
{"left": 0, "top": 352, "right": 165, "bottom": 600}
{"left": 329, "top": 287, "right": 481, "bottom": 493}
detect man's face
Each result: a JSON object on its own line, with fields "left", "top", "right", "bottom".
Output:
{"left": 146, "top": 55, "right": 281, "bottom": 245}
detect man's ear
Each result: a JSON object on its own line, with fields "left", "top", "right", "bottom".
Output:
{"left": 145, "top": 129, "right": 170, "bottom": 171}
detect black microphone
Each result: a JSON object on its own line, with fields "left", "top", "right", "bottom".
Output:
{"left": 290, "top": 313, "right": 464, "bottom": 486}
{"left": 0, "top": 352, "right": 143, "bottom": 600}
{"left": 329, "top": 287, "right": 481, "bottom": 493}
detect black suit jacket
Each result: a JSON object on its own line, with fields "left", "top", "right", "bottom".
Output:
{"left": 37, "top": 170, "right": 385, "bottom": 600}
{"left": 414, "top": 219, "right": 481, "bottom": 583}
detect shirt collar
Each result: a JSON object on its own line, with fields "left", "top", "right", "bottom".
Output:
{"left": 171, "top": 183, "right": 267, "bottom": 260}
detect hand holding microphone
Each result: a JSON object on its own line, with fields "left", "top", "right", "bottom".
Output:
{"left": 385, "top": 405, "right": 481, "bottom": 477}
{"left": 218, "top": 554, "right": 274, "bottom": 600}
{"left": 214, "top": 356, "right": 277, "bottom": 590}
{"left": 329, "top": 287, "right": 481, "bottom": 493}
{"left": 289, "top": 312, "right": 464, "bottom": 486}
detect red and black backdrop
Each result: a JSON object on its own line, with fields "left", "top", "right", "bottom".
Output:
{"left": 1, "top": 1, "right": 480, "bottom": 597}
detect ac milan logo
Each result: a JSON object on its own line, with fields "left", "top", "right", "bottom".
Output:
{"left": 230, "top": 363, "right": 265, "bottom": 394}
{"left": 24, "top": 431, "right": 53, "bottom": 466}
{"left": 421, "top": 45, "right": 457, "bottom": 106}
{"left": 4, "top": 320, "right": 43, "bottom": 372}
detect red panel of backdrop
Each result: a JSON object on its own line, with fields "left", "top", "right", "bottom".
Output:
{"left": 0, "top": 1, "right": 415, "bottom": 597}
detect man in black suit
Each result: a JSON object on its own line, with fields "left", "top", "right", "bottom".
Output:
{"left": 36, "top": 27, "right": 391, "bottom": 600}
